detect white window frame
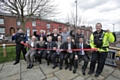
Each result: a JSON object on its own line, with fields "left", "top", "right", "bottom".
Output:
{"left": 32, "top": 21, "right": 36, "bottom": 26}
{"left": 17, "top": 20, "right": 21, "bottom": 26}
{"left": 47, "top": 23, "right": 50, "bottom": 29}
{"left": 0, "top": 18, "right": 4, "bottom": 24}
{"left": 0, "top": 28, "right": 5, "bottom": 33}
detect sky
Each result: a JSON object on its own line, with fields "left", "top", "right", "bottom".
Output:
{"left": 53, "top": 0, "right": 120, "bottom": 32}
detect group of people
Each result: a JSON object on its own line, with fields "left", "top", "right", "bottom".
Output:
{"left": 12, "top": 23, "right": 115, "bottom": 77}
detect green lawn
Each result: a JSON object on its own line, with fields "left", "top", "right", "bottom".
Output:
{"left": 0, "top": 46, "right": 24, "bottom": 63}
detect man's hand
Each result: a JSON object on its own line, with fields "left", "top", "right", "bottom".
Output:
{"left": 12, "top": 33, "right": 15, "bottom": 36}
{"left": 60, "top": 49, "right": 63, "bottom": 52}
{"left": 75, "top": 55, "right": 78, "bottom": 60}
{"left": 67, "top": 49, "right": 72, "bottom": 53}
{"left": 53, "top": 47, "right": 56, "bottom": 50}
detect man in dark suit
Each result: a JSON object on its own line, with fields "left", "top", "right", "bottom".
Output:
{"left": 73, "top": 37, "right": 90, "bottom": 75}
{"left": 63, "top": 37, "right": 75, "bottom": 71}
{"left": 42, "top": 36, "right": 57, "bottom": 66}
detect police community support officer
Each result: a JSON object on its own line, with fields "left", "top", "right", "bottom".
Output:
{"left": 88, "top": 23, "right": 115, "bottom": 77}
{"left": 12, "top": 29, "right": 28, "bottom": 65}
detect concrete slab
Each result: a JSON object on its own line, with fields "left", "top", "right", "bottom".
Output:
{"left": 73, "top": 76, "right": 85, "bottom": 80}
{"left": 21, "top": 68, "right": 46, "bottom": 80}
{"left": 101, "top": 66, "right": 114, "bottom": 77}
{"left": 1, "top": 73, "right": 20, "bottom": 80}
{"left": 76, "top": 68, "right": 90, "bottom": 78}
{"left": 112, "top": 69, "right": 120, "bottom": 79}
{"left": 86, "top": 75, "right": 105, "bottom": 80}
{"left": 54, "top": 69, "right": 78, "bottom": 80}
{"left": 45, "top": 77, "right": 59, "bottom": 80}
{"left": 46, "top": 73, "right": 54, "bottom": 78}
{"left": 40, "top": 63, "right": 59, "bottom": 75}
{"left": 0, "top": 61, "right": 20, "bottom": 79}
{"left": 105, "top": 75, "right": 120, "bottom": 80}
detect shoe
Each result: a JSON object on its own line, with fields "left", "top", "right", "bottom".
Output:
{"left": 73, "top": 69, "right": 76, "bottom": 74}
{"left": 59, "top": 65, "right": 62, "bottom": 70}
{"left": 88, "top": 71, "right": 93, "bottom": 74}
{"left": 13, "top": 62, "right": 19, "bottom": 65}
{"left": 82, "top": 70, "right": 86, "bottom": 76}
{"left": 52, "top": 65, "right": 57, "bottom": 69}
{"left": 29, "top": 64, "right": 33, "bottom": 68}
{"left": 65, "top": 65, "right": 69, "bottom": 70}
{"left": 95, "top": 73, "right": 100, "bottom": 77}
{"left": 69, "top": 66, "right": 72, "bottom": 71}
{"left": 27, "top": 64, "right": 31, "bottom": 69}
{"left": 47, "top": 62, "right": 49, "bottom": 66}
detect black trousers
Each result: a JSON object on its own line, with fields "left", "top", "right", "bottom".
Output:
{"left": 16, "top": 44, "right": 26, "bottom": 63}
{"left": 90, "top": 51, "right": 108, "bottom": 74}
{"left": 59, "top": 52, "right": 65, "bottom": 67}
{"left": 51, "top": 52, "right": 59, "bottom": 66}
{"left": 35, "top": 51, "right": 44, "bottom": 62}
{"left": 74, "top": 55, "right": 89, "bottom": 71}
{"left": 64, "top": 53, "right": 74, "bottom": 67}
{"left": 42, "top": 51, "right": 53, "bottom": 63}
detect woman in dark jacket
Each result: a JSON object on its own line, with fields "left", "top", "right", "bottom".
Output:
{"left": 49, "top": 29, "right": 60, "bottom": 41}
{"left": 35, "top": 37, "right": 46, "bottom": 64}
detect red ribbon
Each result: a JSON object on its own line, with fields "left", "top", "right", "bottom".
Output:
{"left": 21, "top": 42, "right": 98, "bottom": 51}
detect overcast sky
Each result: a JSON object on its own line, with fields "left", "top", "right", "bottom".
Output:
{"left": 53, "top": 0, "right": 120, "bottom": 32}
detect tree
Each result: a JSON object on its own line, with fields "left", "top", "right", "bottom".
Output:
{"left": 0, "top": 0, "right": 58, "bottom": 32}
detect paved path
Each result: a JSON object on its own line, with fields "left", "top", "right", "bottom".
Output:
{"left": 0, "top": 60, "right": 120, "bottom": 80}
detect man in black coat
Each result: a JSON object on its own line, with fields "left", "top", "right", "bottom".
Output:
{"left": 73, "top": 37, "right": 90, "bottom": 75}
{"left": 63, "top": 36, "right": 75, "bottom": 71}
{"left": 42, "top": 36, "right": 57, "bottom": 66}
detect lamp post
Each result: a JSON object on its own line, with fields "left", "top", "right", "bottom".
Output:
{"left": 75, "top": 0, "right": 77, "bottom": 28}
{"left": 74, "top": 0, "right": 77, "bottom": 43}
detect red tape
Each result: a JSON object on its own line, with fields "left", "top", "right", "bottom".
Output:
{"left": 21, "top": 42, "right": 98, "bottom": 51}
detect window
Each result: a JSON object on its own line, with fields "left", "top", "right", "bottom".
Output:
{"left": 0, "top": 18, "right": 4, "bottom": 24}
{"left": 32, "top": 21, "right": 36, "bottom": 26}
{"left": 17, "top": 20, "right": 21, "bottom": 26}
{"left": 59, "top": 27, "right": 62, "bottom": 31}
{"left": 82, "top": 30, "right": 84, "bottom": 35}
{"left": 47, "top": 23, "right": 50, "bottom": 29}
{"left": 0, "top": 28, "right": 5, "bottom": 33}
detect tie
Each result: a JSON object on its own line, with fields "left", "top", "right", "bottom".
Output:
{"left": 79, "top": 44, "right": 82, "bottom": 55}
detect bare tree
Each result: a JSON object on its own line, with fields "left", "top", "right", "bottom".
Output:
{"left": 0, "top": 0, "right": 58, "bottom": 32}
{"left": 66, "top": 11, "right": 86, "bottom": 27}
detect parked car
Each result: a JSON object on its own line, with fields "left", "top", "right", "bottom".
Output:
{"left": 0, "top": 35, "right": 4, "bottom": 40}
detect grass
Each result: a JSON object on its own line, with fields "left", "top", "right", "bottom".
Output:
{"left": 0, "top": 46, "right": 24, "bottom": 63}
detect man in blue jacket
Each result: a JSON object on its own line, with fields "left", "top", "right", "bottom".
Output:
{"left": 12, "top": 29, "right": 28, "bottom": 65}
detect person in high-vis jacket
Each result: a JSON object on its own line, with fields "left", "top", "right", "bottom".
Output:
{"left": 88, "top": 23, "right": 115, "bottom": 77}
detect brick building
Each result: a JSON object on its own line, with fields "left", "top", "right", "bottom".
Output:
{"left": 0, "top": 13, "right": 92, "bottom": 39}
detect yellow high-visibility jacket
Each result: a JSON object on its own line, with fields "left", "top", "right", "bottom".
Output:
{"left": 90, "top": 31, "right": 115, "bottom": 52}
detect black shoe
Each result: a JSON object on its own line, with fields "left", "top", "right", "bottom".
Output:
{"left": 95, "top": 73, "right": 100, "bottom": 77}
{"left": 69, "top": 66, "right": 72, "bottom": 71}
{"left": 88, "top": 71, "right": 94, "bottom": 74}
{"left": 52, "top": 65, "right": 57, "bottom": 69}
{"left": 47, "top": 62, "right": 49, "bottom": 66}
{"left": 13, "top": 62, "right": 19, "bottom": 65}
{"left": 27, "top": 64, "right": 31, "bottom": 69}
{"left": 59, "top": 65, "right": 62, "bottom": 70}
{"left": 65, "top": 65, "right": 69, "bottom": 70}
{"left": 82, "top": 70, "right": 86, "bottom": 76}
{"left": 29, "top": 64, "right": 33, "bottom": 68}
{"left": 73, "top": 69, "right": 76, "bottom": 74}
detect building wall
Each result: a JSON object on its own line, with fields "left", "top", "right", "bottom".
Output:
{"left": 0, "top": 15, "right": 92, "bottom": 39}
